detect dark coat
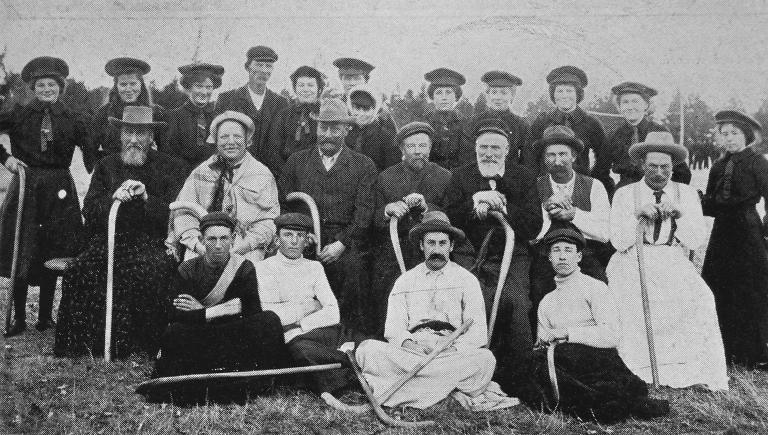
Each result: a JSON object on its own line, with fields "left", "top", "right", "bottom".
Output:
{"left": 264, "top": 101, "right": 319, "bottom": 179}
{"left": 470, "top": 109, "right": 530, "bottom": 165}
{"left": 90, "top": 102, "right": 168, "bottom": 164}
{"left": 345, "top": 119, "right": 400, "bottom": 172}
{"left": 215, "top": 86, "right": 289, "bottom": 164}
{"left": 164, "top": 100, "right": 217, "bottom": 172}
{"left": 422, "top": 109, "right": 473, "bottom": 170}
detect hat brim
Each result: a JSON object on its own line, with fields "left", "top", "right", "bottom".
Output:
{"left": 715, "top": 110, "right": 762, "bottom": 132}
{"left": 533, "top": 135, "right": 585, "bottom": 159}
{"left": 108, "top": 117, "right": 167, "bottom": 128}
{"left": 542, "top": 234, "right": 585, "bottom": 251}
{"left": 628, "top": 143, "right": 688, "bottom": 164}
{"left": 408, "top": 221, "right": 466, "bottom": 245}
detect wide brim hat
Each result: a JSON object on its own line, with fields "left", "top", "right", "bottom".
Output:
{"left": 628, "top": 131, "right": 688, "bottom": 164}
{"left": 546, "top": 65, "right": 588, "bottom": 88}
{"left": 481, "top": 70, "right": 522, "bottom": 87}
{"left": 541, "top": 227, "right": 586, "bottom": 251}
{"left": 333, "top": 57, "right": 375, "bottom": 75}
{"left": 533, "top": 125, "right": 585, "bottom": 159}
{"left": 408, "top": 211, "right": 465, "bottom": 245}
{"left": 310, "top": 97, "right": 355, "bottom": 123}
{"left": 395, "top": 121, "right": 434, "bottom": 147}
{"left": 108, "top": 105, "right": 167, "bottom": 128}
{"left": 206, "top": 110, "right": 256, "bottom": 143}
{"left": 178, "top": 62, "right": 225, "bottom": 89}
{"left": 105, "top": 57, "right": 151, "bottom": 77}
{"left": 714, "top": 110, "right": 762, "bottom": 133}
{"left": 275, "top": 212, "right": 314, "bottom": 233}
{"left": 21, "top": 56, "right": 69, "bottom": 83}
{"left": 246, "top": 46, "right": 278, "bottom": 64}
{"left": 611, "top": 81, "right": 658, "bottom": 99}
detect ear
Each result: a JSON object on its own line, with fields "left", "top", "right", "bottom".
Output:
{"left": 576, "top": 250, "right": 583, "bottom": 263}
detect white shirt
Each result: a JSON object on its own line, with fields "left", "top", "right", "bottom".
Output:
{"left": 247, "top": 85, "right": 265, "bottom": 111}
{"left": 319, "top": 147, "right": 343, "bottom": 171}
{"left": 535, "top": 174, "right": 610, "bottom": 243}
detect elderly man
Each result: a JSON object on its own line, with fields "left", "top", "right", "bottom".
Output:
{"left": 171, "top": 110, "right": 280, "bottom": 264}
{"left": 529, "top": 125, "right": 610, "bottom": 327}
{"left": 216, "top": 46, "right": 289, "bottom": 162}
{"left": 421, "top": 67, "right": 472, "bottom": 169}
{"left": 355, "top": 211, "right": 517, "bottom": 410}
{"left": 279, "top": 98, "right": 377, "bottom": 332}
{"left": 607, "top": 131, "right": 728, "bottom": 390}
{"left": 256, "top": 213, "right": 372, "bottom": 395}
{"left": 330, "top": 57, "right": 397, "bottom": 132}
{"left": 370, "top": 121, "right": 452, "bottom": 333}
{"left": 55, "top": 106, "right": 188, "bottom": 358}
{"left": 445, "top": 118, "right": 542, "bottom": 364}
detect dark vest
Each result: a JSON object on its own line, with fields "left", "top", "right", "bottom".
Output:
{"left": 536, "top": 173, "right": 594, "bottom": 211}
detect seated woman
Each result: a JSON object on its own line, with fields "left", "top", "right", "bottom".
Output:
{"left": 500, "top": 226, "right": 669, "bottom": 424}
{"left": 146, "top": 212, "right": 290, "bottom": 405}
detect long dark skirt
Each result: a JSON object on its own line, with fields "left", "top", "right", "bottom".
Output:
{"left": 54, "top": 232, "right": 175, "bottom": 359}
{"left": 703, "top": 206, "right": 768, "bottom": 367}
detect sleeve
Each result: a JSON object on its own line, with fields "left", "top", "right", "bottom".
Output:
{"left": 502, "top": 171, "right": 543, "bottom": 242}
{"left": 566, "top": 281, "right": 620, "bottom": 348}
{"left": 88, "top": 107, "right": 108, "bottom": 163}
{"left": 381, "top": 128, "right": 401, "bottom": 170}
{"left": 299, "top": 262, "right": 341, "bottom": 332}
{"left": 609, "top": 185, "right": 639, "bottom": 252}
{"left": 174, "top": 171, "right": 204, "bottom": 252}
{"left": 700, "top": 162, "right": 721, "bottom": 217}
{"left": 674, "top": 183, "right": 707, "bottom": 250}
{"left": 277, "top": 153, "right": 298, "bottom": 207}
{"left": 235, "top": 261, "right": 263, "bottom": 317}
{"left": 373, "top": 173, "right": 390, "bottom": 230}
{"left": 754, "top": 158, "right": 768, "bottom": 235}
{"left": 152, "top": 105, "right": 169, "bottom": 152}
{"left": 337, "top": 159, "right": 376, "bottom": 247}
{"left": 590, "top": 130, "right": 616, "bottom": 197}
{"left": 0, "top": 108, "right": 16, "bottom": 164}
{"left": 82, "top": 160, "right": 115, "bottom": 228}
{"left": 384, "top": 278, "right": 413, "bottom": 347}
{"left": 167, "top": 265, "right": 203, "bottom": 324}
{"left": 75, "top": 112, "right": 96, "bottom": 174}
{"left": 535, "top": 297, "right": 555, "bottom": 345}
{"left": 239, "top": 173, "right": 280, "bottom": 251}
{"left": 514, "top": 118, "right": 531, "bottom": 165}
{"left": 455, "top": 273, "right": 489, "bottom": 350}
{"left": 162, "top": 109, "right": 179, "bottom": 156}
{"left": 571, "top": 181, "right": 610, "bottom": 243}
{"left": 266, "top": 109, "right": 289, "bottom": 178}
{"left": 671, "top": 161, "right": 692, "bottom": 185}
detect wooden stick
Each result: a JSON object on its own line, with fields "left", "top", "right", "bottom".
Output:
{"left": 635, "top": 218, "right": 660, "bottom": 388}
{"left": 286, "top": 192, "right": 322, "bottom": 256}
{"left": 547, "top": 341, "right": 560, "bottom": 406}
{"left": 104, "top": 200, "right": 121, "bottom": 361}
{"left": 389, "top": 217, "right": 406, "bottom": 274}
{"left": 487, "top": 211, "right": 514, "bottom": 346}
{"left": 4, "top": 166, "right": 25, "bottom": 331}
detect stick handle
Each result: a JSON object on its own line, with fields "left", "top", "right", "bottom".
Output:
{"left": 389, "top": 217, "right": 406, "bottom": 274}
{"left": 104, "top": 200, "right": 121, "bottom": 361}
{"left": 5, "top": 166, "right": 25, "bottom": 330}
{"left": 286, "top": 192, "right": 322, "bottom": 256}
{"left": 487, "top": 211, "right": 514, "bottom": 345}
{"left": 169, "top": 201, "right": 208, "bottom": 220}
{"left": 636, "top": 217, "right": 660, "bottom": 388}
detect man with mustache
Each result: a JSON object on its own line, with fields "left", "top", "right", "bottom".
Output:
{"left": 607, "top": 131, "right": 728, "bottom": 391}
{"left": 55, "top": 106, "right": 188, "bottom": 358}
{"left": 355, "top": 211, "right": 518, "bottom": 410}
{"left": 370, "top": 122, "right": 452, "bottom": 333}
{"left": 216, "top": 46, "right": 289, "bottom": 163}
{"left": 445, "top": 118, "right": 542, "bottom": 385}
{"left": 171, "top": 110, "right": 280, "bottom": 264}
{"left": 278, "top": 98, "right": 377, "bottom": 332}
{"left": 528, "top": 125, "right": 610, "bottom": 332}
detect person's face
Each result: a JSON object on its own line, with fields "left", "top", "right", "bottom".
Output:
{"left": 642, "top": 152, "right": 673, "bottom": 191}
{"left": 432, "top": 87, "right": 458, "bottom": 111}
{"left": 277, "top": 228, "right": 309, "bottom": 260}
{"left": 401, "top": 133, "right": 431, "bottom": 171}
{"left": 420, "top": 231, "right": 453, "bottom": 271}
{"left": 476, "top": 133, "right": 509, "bottom": 172}
{"left": 202, "top": 225, "right": 233, "bottom": 264}
{"left": 187, "top": 77, "right": 214, "bottom": 107}
{"left": 719, "top": 123, "right": 748, "bottom": 153}
{"left": 246, "top": 60, "right": 273, "bottom": 86}
{"left": 618, "top": 93, "right": 649, "bottom": 124}
{"left": 120, "top": 125, "right": 153, "bottom": 166}
{"left": 486, "top": 86, "right": 515, "bottom": 111}
{"left": 295, "top": 76, "right": 319, "bottom": 104}
{"left": 340, "top": 73, "right": 366, "bottom": 93}
{"left": 34, "top": 77, "right": 61, "bottom": 103}
{"left": 543, "top": 144, "right": 576, "bottom": 179}
{"left": 116, "top": 73, "right": 142, "bottom": 103}
{"left": 548, "top": 240, "right": 582, "bottom": 277}
{"left": 317, "top": 121, "right": 348, "bottom": 156}
{"left": 554, "top": 84, "right": 578, "bottom": 111}
{"left": 216, "top": 120, "right": 248, "bottom": 163}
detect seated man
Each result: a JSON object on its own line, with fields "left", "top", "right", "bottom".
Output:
{"left": 355, "top": 211, "right": 517, "bottom": 410}
{"left": 502, "top": 227, "right": 669, "bottom": 423}
{"left": 147, "top": 212, "right": 290, "bottom": 404}
{"left": 171, "top": 110, "right": 280, "bottom": 264}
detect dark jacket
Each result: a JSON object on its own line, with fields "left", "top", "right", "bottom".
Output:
{"left": 445, "top": 162, "right": 542, "bottom": 257}
{"left": 215, "top": 86, "right": 289, "bottom": 164}
{"left": 345, "top": 119, "right": 400, "bottom": 172}
{"left": 264, "top": 101, "right": 319, "bottom": 178}
{"left": 90, "top": 102, "right": 168, "bottom": 164}
{"left": 470, "top": 109, "right": 530, "bottom": 165}
{"left": 0, "top": 99, "right": 95, "bottom": 172}
{"left": 278, "top": 146, "right": 377, "bottom": 247}
{"left": 422, "top": 109, "right": 473, "bottom": 170}
{"left": 164, "top": 100, "right": 217, "bottom": 172}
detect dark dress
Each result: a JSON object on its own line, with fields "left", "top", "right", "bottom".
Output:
{"left": 164, "top": 100, "right": 217, "bottom": 173}
{"left": 345, "top": 119, "right": 400, "bottom": 172}
{"left": 90, "top": 101, "right": 168, "bottom": 163}
{"left": 54, "top": 150, "right": 187, "bottom": 358}
{"left": 264, "top": 101, "right": 319, "bottom": 179}
{"left": 702, "top": 147, "right": 768, "bottom": 367}
{"left": 469, "top": 109, "right": 530, "bottom": 165}
{"left": 422, "top": 109, "right": 473, "bottom": 170}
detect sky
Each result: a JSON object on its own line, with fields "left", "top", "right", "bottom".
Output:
{"left": 2, "top": 0, "right": 768, "bottom": 114}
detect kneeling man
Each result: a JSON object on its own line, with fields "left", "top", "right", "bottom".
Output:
{"left": 355, "top": 211, "right": 517, "bottom": 410}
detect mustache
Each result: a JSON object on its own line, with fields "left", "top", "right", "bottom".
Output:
{"left": 427, "top": 253, "right": 447, "bottom": 261}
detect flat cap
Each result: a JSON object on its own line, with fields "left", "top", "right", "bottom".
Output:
{"left": 21, "top": 56, "right": 69, "bottom": 83}
{"left": 546, "top": 65, "right": 588, "bottom": 88}
{"left": 105, "top": 57, "right": 151, "bottom": 77}
{"left": 541, "top": 226, "right": 586, "bottom": 251}
{"left": 424, "top": 68, "right": 466, "bottom": 87}
{"left": 611, "top": 81, "right": 658, "bottom": 99}
{"left": 482, "top": 70, "right": 522, "bottom": 87}
{"left": 275, "top": 212, "right": 314, "bottom": 233}
{"left": 178, "top": 62, "right": 225, "bottom": 89}
{"left": 333, "top": 57, "right": 375, "bottom": 75}
{"left": 290, "top": 65, "right": 324, "bottom": 86}
{"left": 395, "top": 121, "right": 434, "bottom": 147}
{"left": 200, "top": 211, "right": 237, "bottom": 233}
{"left": 246, "top": 46, "right": 278, "bottom": 64}
{"left": 473, "top": 117, "right": 510, "bottom": 142}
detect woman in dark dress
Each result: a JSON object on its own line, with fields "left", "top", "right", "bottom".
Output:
{"left": 345, "top": 85, "right": 400, "bottom": 171}
{"left": 702, "top": 110, "right": 768, "bottom": 368}
{"left": 165, "top": 62, "right": 224, "bottom": 173}
{"left": 0, "top": 56, "right": 93, "bottom": 336}
{"left": 421, "top": 67, "right": 472, "bottom": 169}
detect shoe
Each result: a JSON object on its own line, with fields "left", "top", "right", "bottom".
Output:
{"left": 36, "top": 319, "right": 55, "bottom": 331}
{"left": 630, "top": 397, "right": 670, "bottom": 419}
{"left": 4, "top": 321, "right": 27, "bottom": 337}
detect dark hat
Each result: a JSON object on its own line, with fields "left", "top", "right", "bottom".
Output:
{"left": 207, "top": 110, "right": 256, "bottom": 143}
{"left": 714, "top": 110, "right": 762, "bottom": 133}
{"left": 611, "top": 81, "right": 658, "bottom": 99}
{"left": 628, "top": 131, "right": 688, "bottom": 164}
{"left": 473, "top": 118, "right": 510, "bottom": 143}
{"left": 200, "top": 211, "right": 237, "bottom": 233}
{"left": 533, "top": 125, "right": 585, "bottom": 159}
{"left": 178, "top": 62, "right": 225, "bottom": 89}
{"left": 108, "top": 106, "right": 167, "bottom": 128}
{"left": 21, "top": 56, "right": 69, "bottom": 84}
{"left": 310, "top": 98, "right": 355, "bottom": 123}
{"left": 275, "top": 212, "right": 314, "bottom": 233}
{"left": 424, "top": 68, "right": 466, "bottom": 87}
{"left": 290, "top": 65, "right": 324, "bottom": 88}
{"left": 541, "top": 227, "right": 586, "bottom": 251}
{"left": 333, "top": 57, "right": 375, "bottom": 75}
{"left": 481, "top": 70, "right": 522, "bottom": 87}
{"left": 349, "top": 88, "right": 375, "bottom": 109}
{"left": 395, "top": 121, "right": 434, "bottom": 147}
{"left": 546, "top": 65, "right": 588, "bottom": 88}
{"left": 105, "top": 57, "right": 151, "bottom": 77}
{"left": 409, "top": 210, "right": 465, "bottom": 245}
{"left": 246, "top": 46, "right": 278, "bottom": 65}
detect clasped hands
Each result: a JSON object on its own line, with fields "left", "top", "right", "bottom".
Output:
{"left": 384, "top": 193, "right": 427, "bottom": 220}
{"left": 112, "top": 179, "right": 148, "bottom": 203}
{"left": 543, "top": 191, "right": 576, "bottom": 222}
{"left": 636, "top": 201, "right": 683, "bottom": 221}
{"left": 402, "top": 328, "right": 457, "bottom": 355}
{"left": 473, "top": 190, "right": 506, "bottom": 219}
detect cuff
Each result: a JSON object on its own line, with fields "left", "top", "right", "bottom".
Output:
{"left": 393, "top": 331, "right": 415, "bottom": 347}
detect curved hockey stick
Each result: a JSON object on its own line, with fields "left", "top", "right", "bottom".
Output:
{"left": 286, "top": 192, "right": 322, "bottom": 256}
{"left": 4, "top": 165, "right": 25, "bottom": 331}
{"left": 104, "top": 200, "right": 121, "bottom": 361}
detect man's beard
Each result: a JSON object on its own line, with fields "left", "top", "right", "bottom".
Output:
{"left": 319, "top": 139, "right": 343, "bottom": 156}
{"left": 121, "top": 145, "right": 149, "bottom": 166}
{"left": 405, "top": 155, "right": 427, "bottom": 171}
{"left": 478, "top": 160, "right": 504, "bottom": 177}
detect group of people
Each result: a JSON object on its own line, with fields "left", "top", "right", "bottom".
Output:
{"left": 2, "top": 46, "right": 768, "bottom": 423}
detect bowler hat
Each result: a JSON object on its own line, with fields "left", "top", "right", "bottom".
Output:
{"left": 178, "top": 62, "right": 225, "bottom": 89}
{"left": 275, "top": 212, "right": 314, "bottom": 233}
{"left": 206, "top": 110, "right": 256, "bottom": 143}
{"left": 310, "top": 98, "right": 355, "bottom": 123}
{"left": 714, "top": 110, "right": 762, "bottom": 133}
{"left": 628, "top": 131, "right": 688, "bottom": 164}
{"left": 200, "top": 211, "right": 237, "bottom": 233}
{"left": 409, "top": 210, "right": 465, "bottom": 245}
{"left": 611, "top": 81, "right": 658, "bottom": 99}
{"left": 333, "top": 58, "right": 375, "bottom": 75}
{"left": 481, "top": 70, "right": 522, "bottom": 87}
{"left": 546, "top": 65, "right": 588, "bottom": 88}
{"left": 108, "top": 106, "right": 167, "bottom": 128}
{"left": 541, "top": 226, "right": 586, "bottom": 251}
{"left": 246, "top": 46, "right": 278, "bottom": 65}
{"left": 395, "top": 122, "right": 434, "bottom": 147}
{"left": 105, "top": 57, "right": 151, "bottom": 77}
{"left": 21, "top": 56, "right": 69, "bottom": 84}
{"left": 532, "top": 125, "right": 585, "bottom": 159}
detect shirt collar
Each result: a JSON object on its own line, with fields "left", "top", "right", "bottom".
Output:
{"left": 551, "top": 106, "right": 585, "bottom": 124}
{"left": 319, "top": 146, "right": 343, "bottom": 162}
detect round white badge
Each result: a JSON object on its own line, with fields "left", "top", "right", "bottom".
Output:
{"left": 58, "top": 189, "right": 67, "bottom": 199}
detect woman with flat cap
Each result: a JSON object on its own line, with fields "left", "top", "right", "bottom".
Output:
{"left": 421, "top": 67, "right": 472, "bottom": 169}
{"left": 0, "top": 56, "right": 93, "bottom": 336}
{"left": 91, "top": 57, "right": 168, "bottom": 162}
{"left": 701, "top": 110, "right": 768, "bottom": 369}
{"left": 165, "top": 62, "right": 224, "bottom": 172}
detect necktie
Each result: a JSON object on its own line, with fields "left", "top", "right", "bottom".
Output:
{"left": 197, "top": 111, "right": 207, "bottom": 149}
{"left": 295, "top": 107, "right": 309, "bottom": 142}
{"left": 208, "top": 157, "right": 236, "bottom": 212}
{"left": 40, "top": 107, "right": 53, "bottom": 152}
{"left": 564, "top": 113, "right": 572, "bottom": 129}
{"left": 716, "top": 153, "right": 735, "bottom": 202}
{"left": 631, "top": 125, "right": 640, "bottom": 145}
{"left": 652, "top": 190, "right": 664, "bottom": 242}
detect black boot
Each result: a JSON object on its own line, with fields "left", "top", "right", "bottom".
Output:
{"left": 36, "top": 271, "right": 57, "bottom": 332}
{"left": 5, "top": 320, "right": 27, "bottom": 337}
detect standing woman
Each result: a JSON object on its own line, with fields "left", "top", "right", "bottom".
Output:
{"left": 0, "top": 56, "right": 93, "bottom": 336}
{"left": 702, "top": 110, "right": 768, "bottom": 369}
{"left": 91, "top": 57, "right": 167, "bottom": 162}
{"left": 421, "top": 68, "right": 472, "bottom": 170}
{"left": 165, "top": 62, "right": 224, "bottom": 173}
